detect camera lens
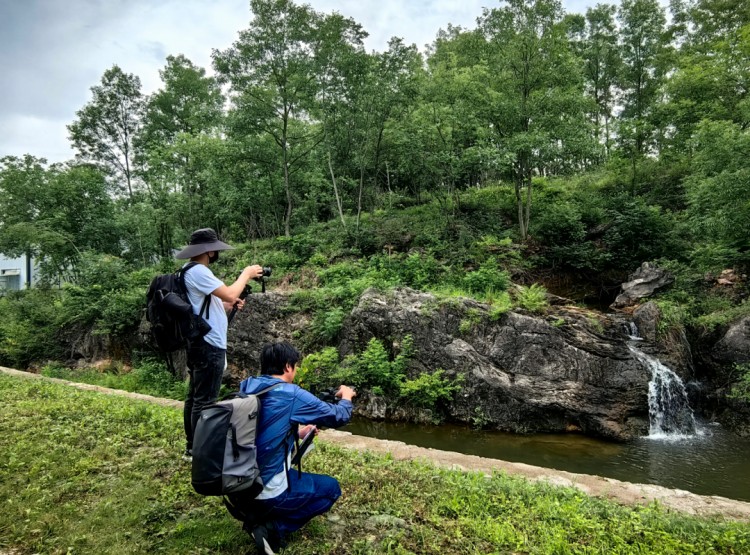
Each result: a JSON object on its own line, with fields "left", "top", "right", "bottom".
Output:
{"left": 262, "top": 266, "right": 272, "bottom": 277}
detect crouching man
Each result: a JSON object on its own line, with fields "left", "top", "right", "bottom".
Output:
{"left": 233, "top": 342, "right": 356, "bottom": 554}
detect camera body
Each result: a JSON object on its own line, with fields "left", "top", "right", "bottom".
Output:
{"left": 316, "top": 387, "right": 340, "bottom": 404}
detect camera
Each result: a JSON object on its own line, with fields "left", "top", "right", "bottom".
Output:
{"left": 262, "top": 266, "right": 272, "bottom": 278}
{"left": 315, "top": 387, "right": 340, "bottom": 404}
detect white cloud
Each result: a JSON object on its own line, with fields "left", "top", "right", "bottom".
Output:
{"left": 0, "top": 0, "right": 652, "bottom": 163}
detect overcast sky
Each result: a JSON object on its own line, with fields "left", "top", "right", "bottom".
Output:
{"left": 1, "top": 0, "right": 613, "bottom": 163}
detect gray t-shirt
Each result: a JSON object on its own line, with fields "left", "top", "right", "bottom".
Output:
{"left": 183, "top": 263, "right": 228, "bottom": 349}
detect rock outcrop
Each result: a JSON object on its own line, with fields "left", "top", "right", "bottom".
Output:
{"left": 712, "top": 316, "right": 750, "bottom": 365}
{"left": 139, "top": 287, "right": 700, "bottom": 441}
{"left": 611, "top": 262, "right": 674, "bottom": 308}
{"left": 339, "top": 288, "right": 653, "bottom": 441}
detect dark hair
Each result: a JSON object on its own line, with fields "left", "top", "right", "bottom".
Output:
{"left": 260, "top": 342, "right": 301, "bottom": 375}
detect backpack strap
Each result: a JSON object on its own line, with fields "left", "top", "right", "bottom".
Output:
{"left": 255, "top": 382, "right": 284, "bottom": 396}
{"left": 180, "top": 261, "right": 211, "bottom": 320}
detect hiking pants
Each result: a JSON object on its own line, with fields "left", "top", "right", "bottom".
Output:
{"left": 255, "top": 472, "right": 341, "bottom": 539}
{"left": 183, "top": 338, "right": 226, "bottom": 450}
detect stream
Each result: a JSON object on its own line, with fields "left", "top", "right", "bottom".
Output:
{"left": 343, "top": 418, "right": 750, "bottom": 502}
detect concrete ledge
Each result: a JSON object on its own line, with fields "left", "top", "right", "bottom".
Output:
{"left": 3, "top": 366, "right": 750, "bottom": 521}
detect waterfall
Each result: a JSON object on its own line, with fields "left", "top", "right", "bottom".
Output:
{"left": 628, "top": 344, "right": 697, "bottom": 438}
{"left": 624, "top": 321, "right": 642, "bottom": 341}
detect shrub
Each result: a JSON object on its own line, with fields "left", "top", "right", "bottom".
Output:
{"left": 399, "top": 369, "right": 464, "bottom": 410}
{"left": 296, "top": 347, "right": 341, "bottom": 391}
{"left": 516, "top": 284, "right": 549, "bottom": 313}
{"left": 309, "top": 307, "right": 346, "bottom": 345}
{"left": 462, "top": 260, "right": 510, "bottom": 296}
{"left": 340, "top": 336, "right": 413, "bottom": 393}
{"left": 729, "top": 363, "right": 750, "bottom": 402}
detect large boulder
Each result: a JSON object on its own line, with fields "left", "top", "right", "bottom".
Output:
{"left": 340, "top": 288, "right": 653, "bottom": 441}
{"left": 632, "top": 301, "right": 694, "bottom": 380}
{"left": 611, "top": 262, "right": 674, "bottom": 309}
{"left": 712, "top": 316, "right": 750, "bottom": 365}
{"left": 226, "top": 292, "right": 311, "bottom": 381}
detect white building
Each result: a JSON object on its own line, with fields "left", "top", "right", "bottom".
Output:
{"left": 0, "top": 254, "right": 35, "bottom": 292}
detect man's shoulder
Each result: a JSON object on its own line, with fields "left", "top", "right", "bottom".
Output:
{"left": 183, "top": 263, "right": 220, "bottom": 289}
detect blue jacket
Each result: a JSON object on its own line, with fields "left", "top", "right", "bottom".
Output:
{"left": 239, "top": 376, "right": 353, "bottom": 489}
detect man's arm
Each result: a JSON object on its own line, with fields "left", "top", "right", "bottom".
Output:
{"left": 291, "top": 387, "right": 354, "bottom": 429}
{"left": 211, "top": 265, "right": 264, "bottom": 303}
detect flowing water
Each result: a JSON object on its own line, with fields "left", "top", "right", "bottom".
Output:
{"left": 344, "top": 323, "right": 750, "bottom": 501}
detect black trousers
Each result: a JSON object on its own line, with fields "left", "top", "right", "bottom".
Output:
{"left": 183, "top": 338, "right": 226, "bottom": 450}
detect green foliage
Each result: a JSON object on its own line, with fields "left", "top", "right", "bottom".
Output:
{"left": 516, "top": 284, "right": 549, "bottom": 313}
{"left": 3, "top": 374, "right": 750, "bottom": 555}
{"left": 655, "top": 299, "right": 689, "bottom": 338}
{"left": 300, "top": 336, "right": 415, "bottom": 395}
{"left": 40, "top": 358, "right": 188, "bottom": 400}
{"left": 0, "top": 289, "right": 62, "bottom": 367}
{"left": 341, "top": 337, "right": 409, "bottom": 393}
{"left": 488, "top": 292, "right": 514, "bottom": 320}
{"left": 462, "top": 261, "right": 510, "bottom": 295}
{"left": 729, "top": 363, "right": 750, "bottom": 402}
{"left": 309, "top": 307, "right": 346, "bottom": 345}
{"left": 296, "top": 347, "right": 341, "bottom": 391}
{"left": 459, "top": 308, "right": 484, "bottom": 335}
{"left": 399, "top": 370, "right": 464, "bottom": 409}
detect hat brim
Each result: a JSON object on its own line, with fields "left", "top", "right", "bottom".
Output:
{"left": 175, "top": 240, "right": 234, "bottom": 259}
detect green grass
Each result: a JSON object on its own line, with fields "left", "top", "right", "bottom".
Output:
{"left": 40, "top": 359, "right": 189, "bottom": 401}
{"left": 1, "top": 373, "right": 749, "bottom": 554}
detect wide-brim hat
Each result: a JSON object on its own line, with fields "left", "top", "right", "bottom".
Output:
{"left": 175, "top": 228, "right": 234, "bottom": 259}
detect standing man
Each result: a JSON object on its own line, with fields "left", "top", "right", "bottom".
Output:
{"left": 175, "top": 228, "right": 264, "bottom": 458}
{"left": 235, "top": 342, "right": 356, "bottom": 555}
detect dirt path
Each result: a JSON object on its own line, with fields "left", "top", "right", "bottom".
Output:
{"left": 4, "top": 366, "right": 750, "bottom": 521}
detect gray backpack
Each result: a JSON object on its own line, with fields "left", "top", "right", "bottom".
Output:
{"left": 191, "top": 384, "right": 281, "bottom": 497}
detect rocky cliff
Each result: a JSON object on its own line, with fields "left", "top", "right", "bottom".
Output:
{"left": 221, "top": 287, "right": 697, "bottom": 441}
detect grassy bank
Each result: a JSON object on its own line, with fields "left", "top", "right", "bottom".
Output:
{"left": 1, "top": 374, "right": 748, "bottom": 555}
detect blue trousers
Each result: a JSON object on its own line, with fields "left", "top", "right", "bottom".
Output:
{"left": 256, "top": 472, "right": 342, "bottom": 538}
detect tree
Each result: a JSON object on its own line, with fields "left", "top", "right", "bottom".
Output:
{"left": 617, "top": 0, "right": 669, "bottom": 159}
{"left": 580, "top": 4, "right": 621, "bottom": 157}
{"left": 68, "top": 65, "right": 145, "bottom": 199}
{"left": 0, "top": 156, "right": 118, "bottom": 279}
{"left": 213, "top": 0, "right": 335, "bottom": 237}
{"left": 664, "top": 1, "right": 750, "bottom": 151}
{"left": 135, "top": 55, "right": 225, "bottom": 256}
{"left": 480, "top": 0, "right": 594, "bottom": 241}
{"left": 685, "top": 120, "right": 750, "bottom": 266}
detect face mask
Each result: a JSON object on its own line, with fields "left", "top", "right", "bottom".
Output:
{"left": 208, "top": 251, "right": 219, "bottom": 263}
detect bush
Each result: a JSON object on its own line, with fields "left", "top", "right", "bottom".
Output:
{"left": 399, "top": 369, "right": 464, "bottom": 410}
{"left": 296, "top": 347, "right": 341, "bottom": 391}
{"left": 516, "top": 284, "right": 549, "bottom": 313}
{"left": 0, "top": 289, "right": 62, "bottom": 367}
{"left": 340, "top": 336, "right": 414, "bottom": 393}
{"left": 462, "top": 260, "right": 510, "bottom": 295}
{"left": 729, "top": 363, "right": 750, "bottom": 402}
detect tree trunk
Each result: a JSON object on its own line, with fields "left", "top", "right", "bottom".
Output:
{"left": 355, "top": 164, "right": 365, "bottom": 234}
{"left": 328, "top": 152, "right": 346, "bottom": 230}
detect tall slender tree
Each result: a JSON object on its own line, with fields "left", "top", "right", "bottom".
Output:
{"left": 480, "top": 0, "right": 593, "bottom": 241}
{"left": 617, "top": 0, "right": 669, "bottom": 159}
{"left": 68, "top": 65, "right": 144, "bottom": 200}
{"left": 214, "top": 0, "right": 334, "bottom": 236}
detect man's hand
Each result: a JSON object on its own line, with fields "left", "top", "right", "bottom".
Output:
{"left": 336, "top": 385, "right": 356, "bottom": 402}
{"left": 224, "top": 298, "right": 245, "bottom": 312}
{"left": 245, "top": 265, "right": 264, "bottom": 281}
{"left": 299, "top": 424, "right": 318, "bottom": 440}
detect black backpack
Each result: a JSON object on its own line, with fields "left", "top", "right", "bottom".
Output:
{"left": 146, "top": 262, "right": 211, "bottom": 355}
